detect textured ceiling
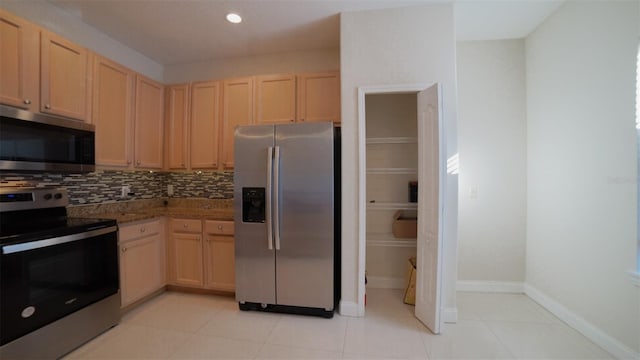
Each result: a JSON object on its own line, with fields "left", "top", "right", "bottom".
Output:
{"left": 47, "top": 0, "right": 564, "bottom": 65}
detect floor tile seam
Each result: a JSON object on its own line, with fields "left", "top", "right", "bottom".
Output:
{"left": 83, "top": 323, "right": 193, "bottom": 360}
{"left": 190, "top": 330, "right": 270, "bottom": 347}
{"left": 262, "top": 312, "right": 287, "bottom": 346}
{"left": 190, "top": 309, "right": 224, "bottom": 335}
{"left": 480, "top": 319, "right": 521, "bottom": 359}
{"left": 341, "top": 313, "right": 353, "bottom": 357}
{"left": 476, "top": 316, "right": 559, "bottom": 324}
{"left": 262, "top": 339, "right": 343, "bottom": 354}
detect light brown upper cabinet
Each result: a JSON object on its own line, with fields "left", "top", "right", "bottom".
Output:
{"left": 0, "top": 10, "right": 39, "bottom": 111}
{"left": 165, "top": 84, "right": 190, "bottom": 170}
{"left": 134, "top": 76, "right": 164, "bottom": 169}
{"left": 191, "top": 81, "right": 222, "bottom": 169}
{"left": 93, "top": 56, "right": 135, "bottom": 167}
{"left": 255, "top": 74, "right": 296, "bottom": 125}
{"left": 41, "top": 31, "right": 92, "bottom": 122}
{"left": 221, "top": 77, "right": 253, "bottom": 170}
{"left": 297, "top": 71, "right": 340, "bottom": 124}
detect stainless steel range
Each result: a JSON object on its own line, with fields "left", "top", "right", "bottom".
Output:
{"left": 0, "top": 187, "right": 120, "bottom": 359}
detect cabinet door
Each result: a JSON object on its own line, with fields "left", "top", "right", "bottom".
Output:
{"left": 255, "top": 74, "right": 296, "bottom": 125}
{"left": 120, "top": 234, "right": 163, "bottom": 308}
{"left": 166, "top": 84, "right": 190, "bottom": 170}
{"left": 0, "top": 10, "right": 39, "bottom": 111}
{"left": 134, "top": 75, "right": 164, "bottom": 169}
{"left": 170, "top": 232, "right": 203, "bottom": 287}
{"left": 204, "top": 235, "right": 235, "bottom": 291}
{"left": 221, "top": 77, "right": 253, "bottom": 170}
{"left": 41, "top": 31, "right": 91, "bottom": 121}
{"left": 191, "top": 81, "right": 221, "bottom": 169}
{"left": 297, "top": 72, "right": 340, "bottom": 124}
{"left": 93, "top": 56, "right": 134, "bottom": 167}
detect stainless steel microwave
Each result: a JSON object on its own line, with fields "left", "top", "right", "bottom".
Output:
{"left": 0, "top": 105, "right": 95, "bottom": 172}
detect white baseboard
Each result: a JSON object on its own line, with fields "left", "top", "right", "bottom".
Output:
{"left": 441, "top": 307, "right": 458, "bottom": 323}
{"left": 339, "top": 300, "right": 363, "bottom": 317}
{"left": 367, "top": 276, "right": 405, "bottom": 289}
{"left": 524, "top": 284, "right": 639, "bottom": 360}
{"left": 457, "top": 280, "right": 524, "bottom": 293}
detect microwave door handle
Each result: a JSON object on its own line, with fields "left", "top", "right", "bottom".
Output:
{"left": 2, "top": 226, "right": 117, "bottom": 254}
{"left": 266, "top": 146, "right": 274, "bottom": 250}
{"left": 273, "top": 146, "right": 281, "bottom": 250}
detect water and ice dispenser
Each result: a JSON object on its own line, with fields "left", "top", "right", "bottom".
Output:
{"left": 242, "top": 187, "right": 265, "bottom": 223}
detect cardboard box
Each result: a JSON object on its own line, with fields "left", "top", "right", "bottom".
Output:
{"left": 403, "top": 257, "right": 417, "bottom": 305}
{"left": 392, "top": 210, "right": 417, "bottom": 238}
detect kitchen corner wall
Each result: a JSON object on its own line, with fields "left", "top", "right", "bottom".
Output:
{"left": 456, "top": 39, "right": 527, "bottom": 284}
{"left": 525, "top": 1, "right": 639, "bottom": 355}
{"left": 0, "top": 171, "right": 234, "bottom": 206}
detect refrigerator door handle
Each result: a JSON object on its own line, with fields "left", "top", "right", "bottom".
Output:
{"left": 266, "top": 146, "right": 274, "bottom": 250}
{"left": 273, "top": 146, "right": 281, "bottom": 250}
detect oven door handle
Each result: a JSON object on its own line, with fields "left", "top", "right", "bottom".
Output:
{"left": 1, "top": 226, "right": 118, "bottom": 255}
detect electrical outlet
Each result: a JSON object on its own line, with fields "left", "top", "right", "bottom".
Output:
{"left": 121, "top": 185, "right": 131, "bottom": 198}
{"left": 167, "top": 184, "right": 174, "bottom": 196}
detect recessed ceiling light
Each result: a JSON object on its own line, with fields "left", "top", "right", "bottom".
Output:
{"left": 226, "top": 13, "right": 242, "bottom": 24}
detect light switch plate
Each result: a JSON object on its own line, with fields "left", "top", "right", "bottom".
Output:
{"left": 469, "top": 185, "right": 478, "bottom": 199}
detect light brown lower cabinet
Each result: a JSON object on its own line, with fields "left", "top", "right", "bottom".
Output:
{"left": 119, "top": 219, "right": 165, "bottom": 308}
{"left": 203, "top": 220, "right": 235, "bottom": 291}
{"left": 168, "top": 218, "right": 235, "bottom": 292}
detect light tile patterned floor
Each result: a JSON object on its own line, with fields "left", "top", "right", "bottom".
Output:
{"left": 64, "top": 289, "right": 613, "bottom": 359}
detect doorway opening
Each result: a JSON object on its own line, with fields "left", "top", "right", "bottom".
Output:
{"left": 364, "top": 92, "right": 419, "bottom": 309}
{"left": 357, "top": 84, "right": 446, "bottom": 334}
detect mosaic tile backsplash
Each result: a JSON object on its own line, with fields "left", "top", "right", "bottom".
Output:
{"left": 0, "top": 170, "right": 234, "bottom": 205}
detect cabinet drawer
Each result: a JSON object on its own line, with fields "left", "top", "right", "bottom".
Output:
{"left": 171, "top": 218, "right": 203, "bottom": 233}
{"left": 205, "top": 220, "right": 234, "bottom": 235}
{"left": 120, "top": 219, "right": 161, "bottom": 242}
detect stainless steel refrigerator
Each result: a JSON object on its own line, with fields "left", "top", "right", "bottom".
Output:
{"left": 234, "top": 122, "right": 340, "bottom": 318}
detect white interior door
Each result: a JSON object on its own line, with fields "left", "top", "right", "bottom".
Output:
{"left": 415, "top": 84, "right": 443, "bottom": 334}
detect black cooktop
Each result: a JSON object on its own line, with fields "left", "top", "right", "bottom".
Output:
{"left": 0, "top": 207, "right": 116, "bottom": 245}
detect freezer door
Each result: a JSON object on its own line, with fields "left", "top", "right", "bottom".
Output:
{"left": 234, "top": 125, "right": 276, "bottom": 305}
{"left": 274, "top": 122, "right": 334, "bottom": 310}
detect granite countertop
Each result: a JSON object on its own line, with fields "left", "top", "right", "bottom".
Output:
{"left": 67, "top": 198, "right": 234, "bottom": 224}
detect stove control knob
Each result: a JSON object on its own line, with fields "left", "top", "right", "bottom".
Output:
{"left": 43, "top": 193, "right": 52, "bottom": 200}
{"left": 54, "top": 193, "right": 63, "bottom": 200}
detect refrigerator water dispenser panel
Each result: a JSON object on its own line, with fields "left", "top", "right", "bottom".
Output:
{"left": 242, "top": 187, "right": 266, "bottom": 223}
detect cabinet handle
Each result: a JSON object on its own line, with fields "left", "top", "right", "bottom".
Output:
{"left": 136, "top": 160, "right": 141, "bottom": 166}
{"left": 290, "top": 119, "right": 294, "bottom": 122}
{"left": 183, "top": 224, "right": 188, "bottom": 229}
{"left": 140, "top": 227, "right": 146, "bottom": 233}
{"left": 127, "top": 160, "right": 132, "bottom": 165}
{"left": 217, "top": 225, "right": 223, "bottom": 230}
{"left": 121, "top": 247, "right": 127, "bottom": 253}
{"left": 45, "top": 104, "right": 51, "bottom": 109}
{"left": 23, "top": 99, "right": 31, "bottom": 105}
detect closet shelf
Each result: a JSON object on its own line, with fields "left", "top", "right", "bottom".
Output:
{"left": 366, "top": 202, "right": 418, "bottom": 210}
{"left": 366, "top": 233, "right": 417, "bottom": 247}
{"left": 367, "top": 167, "right": 417, "bottom": 175}
{"left": 366, "top": 137, "right": 417, "bottom": 145}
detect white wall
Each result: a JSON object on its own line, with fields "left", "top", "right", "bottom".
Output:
{"left": 1, "top": 0, "right": 163, "bottom": 82}
{"left": 340, "top": 4, "right": 458, "bottom": 317}
{"left": 456, "top": 40, "right": 527, "bottom": 284}
{"left": 526, "top": 1, "right": 639, "bottom": 355}
{"left": 164, "top": 48, "right": 339, "bottom": 84}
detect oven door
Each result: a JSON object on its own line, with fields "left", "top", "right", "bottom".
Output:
{"left": 0, "top": 226, "right": 118, "bottom": 346}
